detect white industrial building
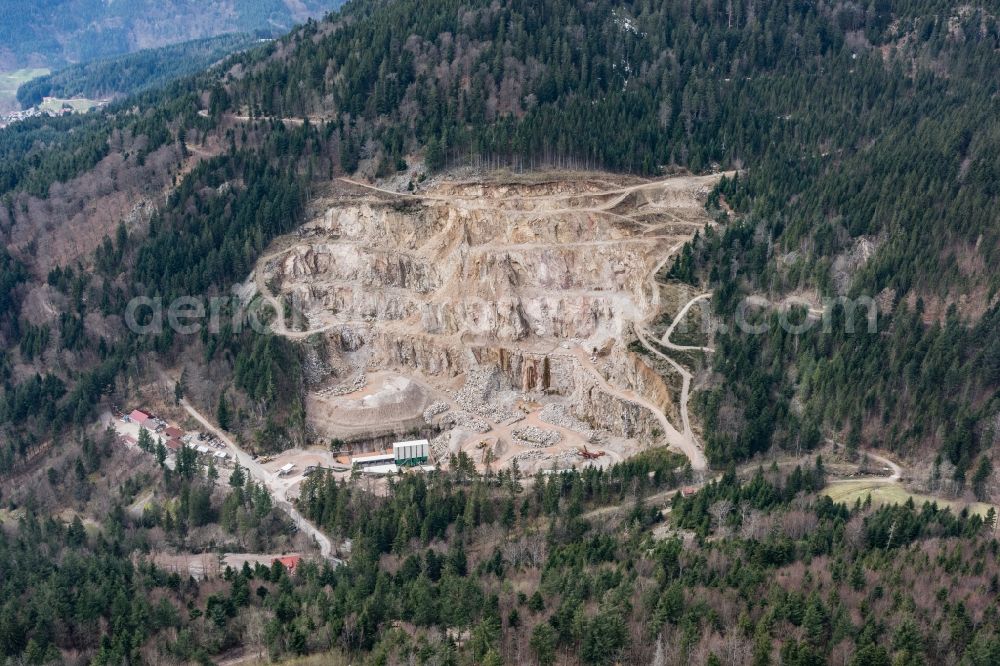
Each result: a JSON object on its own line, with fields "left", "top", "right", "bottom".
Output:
{"left": 351, "top": 453, "right": 395, "bottom": 469}
{"left": 357, "top": 463, "right": 436, "bottom": 476}
{"left": 349, "top": 440, "right": 431, "bottom": 475}
{"left": 393, "top": 439, "right": 430, "bottom": 466}
{"left": 360, "top": 463, "right": 399, "bottom": 476}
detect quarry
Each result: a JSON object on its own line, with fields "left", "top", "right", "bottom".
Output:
{"left": 245, "top": 171, "right": 724, "bottom": 476}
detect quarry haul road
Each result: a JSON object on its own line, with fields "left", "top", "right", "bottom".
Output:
{"left": 630, "top": 290, "right": 718, "bottom": 463}
{"left": 634, "top": 329, "right": 697, "bottom": 446}
{"left": 338, "top": 175, "right": 721, "bottom": 206}
{"left": 249, "top": 248, "right": 345, "bottom": 339}
{"left": 568, "top": 345, "right": 708, "bottom": 473}
{"left": 661, "top": 293, "right": 715, "bottom": 351}
{"left": 178, "top": 397, "right": 337, "bottom": 562}
{"left": 634, "top": 240, "right": 708, "bottom": 476}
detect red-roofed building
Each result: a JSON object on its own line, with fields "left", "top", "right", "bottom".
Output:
{"left": 129, "top": 410, "right": 152, "bottom": 427}
{"left": 165, "top": 438, "right": 183, "bottom": 452}
{"left": 273, "top": 555, "right": 302, "bottom": 573}
{"left": 163, "top": 426, "right": 184, "bottom": 439}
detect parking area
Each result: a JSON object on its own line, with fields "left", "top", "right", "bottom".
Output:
{"left": 255, "top": 448, "right": 353, "bottom": 499}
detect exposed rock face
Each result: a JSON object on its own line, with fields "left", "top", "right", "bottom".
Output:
{"left": 472, "top": 347, "right": 576, "bottom": 394}
{"left": 375, "top": 330, "right": 466, "bottom": 377}
{"left": 266, "top": 182, "right": 670, "bottom": 346}
{"left": 575, "top": 385, "right": 663, "bottom": 441}
{"left": 257, "top": 173, "right": 723, "bottom": 453}
{"left": 603, "top": 343, "right": 682, "bottom": 425}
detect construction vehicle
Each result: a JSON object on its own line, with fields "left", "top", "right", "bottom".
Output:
{"left": 577, "top": 445, "right": 605, "bottom": 460}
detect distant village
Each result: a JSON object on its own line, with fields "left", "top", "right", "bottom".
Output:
{"left": 0, "top": 97, "right": 108, "bottom": 129}
{"left": 0, "top": 105, "right": 70, "bottom": 129}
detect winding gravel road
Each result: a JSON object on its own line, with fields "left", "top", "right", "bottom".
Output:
{"left": 660, "top": 292, "right": 715, "bottom": 351}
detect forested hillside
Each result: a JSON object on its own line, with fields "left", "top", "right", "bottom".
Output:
{"left": 228, "top": 0, "right": 998, "bottom": 477}
{"left": 0, "top": 1, "right": 999, "bottom": 660}
{"left": 3, "top": 0, "right": 997, "bottom": 479}
{"left": 4, "top": 442, "right": 1000, "bottom": 664}
{"left": 14, "top": 34, "right": 263, "bottom": 109}
{"left": 0, "top": 0, "right": 1000, "bottom": 488}
{"left": 227, "top": 0, "right": 999, "bottom": 295}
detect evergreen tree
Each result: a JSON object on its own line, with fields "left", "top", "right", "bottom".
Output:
{"left": 971, "top": 456, "right": 992, "bottom": 501}
{"left": 216, "top": 393, "right": 231, "bottom": 431}
{"left": 230, "top": 464, "right": 246, "bottom": 489}
{"left": 155, "top": 439, "right": 167, "bottom": 467}
{"left": 530, "top": 624, "right": 557, "bottom": 666}
{"left": 137, "top": 426, "right": 153, "bottom": 453}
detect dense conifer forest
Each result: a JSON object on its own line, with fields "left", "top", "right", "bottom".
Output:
{"left": 0, "top": 0, "right": 998, "bottom": 663}
{"left": 4, "top": 446, "right": 1000, "bottom": 664}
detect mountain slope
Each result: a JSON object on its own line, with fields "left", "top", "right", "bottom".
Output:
{"left": 0, "top": 1, "right": 999, "bottom": 664}
{"left": 14, "top": 34, "right": 263, "bottom": 109}
{"left": 0, "top": 0, "right": 346, "bottom": 69}
{"left": 212, "top": 0, "right": 996, "bottom": 477}
{"left": 4, "top": 0, "right": 995, "bottom": 475}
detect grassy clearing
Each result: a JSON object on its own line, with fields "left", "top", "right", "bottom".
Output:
{"left": 0, "top": 68, "right": 103, "bottom": 113}
{"left": 0, "top": 68, "right": 50, "bottom": 96}
{"left": 0, "top": 68, "right": 49, "bottom": 110}
{"left": 824, "top": 480, "right": 994, "bottom": 517}
{"left": 38, "top": 96, "right": 103, "bottom": 112}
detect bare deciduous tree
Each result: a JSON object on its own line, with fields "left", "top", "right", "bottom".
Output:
{"left": 710, "top": 499, "right": 733, "bottom": 533}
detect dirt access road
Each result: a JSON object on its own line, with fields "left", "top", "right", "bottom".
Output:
{"left": 825, "top": 449, "right": 902, "bottom": 484}
{"left": 249, "top": 248, "right": 341, "bottom": 339}
{"left": 584, "top": 449, "right": 902, "bottom": 522}
{"left": 566, "top": 345, "right": 707, "bottom": 472}
{"left": 660, "top": 293, "right": 715, "bottom": 351}
{"left": 178, "top": 398, "right": 338, "bottom": 562}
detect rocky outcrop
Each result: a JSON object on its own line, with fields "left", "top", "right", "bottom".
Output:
{"left": 473, "top": 347, "right": 576, "bottom": 394}
{"left": 604, "top": 343, "right": 682, "bottom": 425}
{"left": 574, "top": 383, "right": 663, "bottom": 443}
{"left": 372, "top": 330, "right": 466, "bottom": 377}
